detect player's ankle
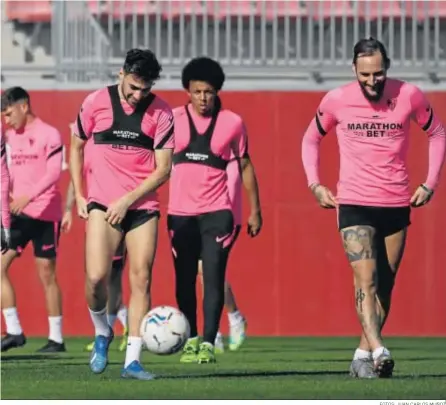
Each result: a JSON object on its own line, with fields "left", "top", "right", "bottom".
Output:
{"left": 372, "top": 346, "right": 391, "bottom": 361}
{"left": 353, "top": 348, "right": 372, "bottom": 360}
{"left": 48, "top": 316, "right": 63, "bottom": 343}
{"left": 228, "top": 310, "right": 243, "bottom": 325}
{"left": 124, "top": 336, "right": 143, "bottom": 367}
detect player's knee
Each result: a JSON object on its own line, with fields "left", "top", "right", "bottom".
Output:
{"left": 37, "top": 260, "right": 57, "bottom": 286}
{"left": 353, "top": 268, "right": 377, "bottom": 291}
{"left": 86, "top": 272, "right": 107, "bottom": 290}
{"left": 129, "top": 265, "right": 151, "bottom": 292}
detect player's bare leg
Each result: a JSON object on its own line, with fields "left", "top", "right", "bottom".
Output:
{"left": 35, "top": 257, "right": 65, "bottom": 352}
{"left": 86, "top": 209, "right": 122, "bottom": 374}
{"left": 1, "top": 250, "right": 26, "bottom": 352}
{"left": 341, "top": 225, "right": 393, "bottom": 378}
{"left": 120, "top": 216, "right": 158, "bottom": 380}
{"left": 84, "top": 254, "right": 128, "bottom": 353}
{"left": 355, "top": 228, "right": 406, "bottom": 377}
{"left": 108, "top": 258, "right": 128, "bottom": 351}
{"left": 224, "top": 282, "right": 247, "bottom": 351}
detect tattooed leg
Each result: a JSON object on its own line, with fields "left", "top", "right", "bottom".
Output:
{"left": 341, "top": 225, "right": 383, "bottom": 351}
{"left": 358, "top": 229, "right": 407, "bottom": 352}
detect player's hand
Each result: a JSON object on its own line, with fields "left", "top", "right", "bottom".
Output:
{"left": 410, "top": 184, "right": 434, "bottom": 208}
{"left": 105, "top": 196, "right": 131, "bottom": 226}
{"left": 61, "top": 210, "right": 73, "bottom": 233}
{"left": 1, "top": 228, "right": 10, "bottom": 254}
{"left": 311, "top": 184, "right": 337, "bottom": 209}
{"left": 76, "top": 195, "right": 89, "bottom": 219}
{"left": 10, "top": 196, "right": 31, "bottom": 215}
{"left": 247, "top": 210, "right": 262, "bottom": 237}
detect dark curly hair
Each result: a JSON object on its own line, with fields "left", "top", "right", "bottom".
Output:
{"left": 181, "top": 57, "right": 225, "bottom": 92}
{"left": 123, "top": 48, "right": 162, "bottom": 83}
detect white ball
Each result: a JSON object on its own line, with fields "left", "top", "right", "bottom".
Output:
{"left": 140, "top": 306, "right": 190, "bottom": 355}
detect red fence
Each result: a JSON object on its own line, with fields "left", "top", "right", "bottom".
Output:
{"left": 3, "top": 90, "right": 446, "bottom": 337}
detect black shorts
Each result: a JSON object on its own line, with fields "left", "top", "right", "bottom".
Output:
{"left": 87, "top": 201, "right": 160, "bottom": 234}
{"left": 338, "top": 204, "right": 411, "bottom": 237}
{"left": 197, "top": 225, "right": 241, "bottom": 260}
{"left": 8, "top": 214, "right": 61, "bottom": 259}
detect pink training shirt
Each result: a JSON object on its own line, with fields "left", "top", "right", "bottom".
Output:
{"left": 302, "top": 79, "right": 446, "bottom": 207}
{"left": 168, "top": 104, "right": 248, "bottom": 217}
{"left": 1, "top": 132, "right": 11, "bottom": 228}
{"left": 74, "top": 87, "right": 174, "bottom": 211}
{"left": 6, "top": 118, "right": 63, "bottom": 221}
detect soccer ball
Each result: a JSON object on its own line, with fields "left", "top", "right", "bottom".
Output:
{"left": 140, "top": 306, "right": 190, "bottom": 355}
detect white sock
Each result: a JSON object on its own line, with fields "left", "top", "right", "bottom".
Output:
{"left": 117, "top": 306, "right": 128, "bottom": 328}
{"left": 88, "top": 307, "right": 110, "bottom": 337}
{"left": 48, "top": 316, "right": 63, "bottom": 343}
{"left": 372, "top": 346, "right": 391, "bottom": 361}
{"left": 353, "top": 348, "right": 372, "bottom": 360}
{"left": 107, "top": 314, "right": 117, "bottom": 329}
{"left": 215, "top": 331, "right": 222, "bottom": 339}
{"left": 228, "top": 310, "right": 243, "bottom": 326}
{"left": 124, "top": 336, "right": 143, "bottom": 368}
{"left": 3, "top": 307, "right": 23, "bottom": 335}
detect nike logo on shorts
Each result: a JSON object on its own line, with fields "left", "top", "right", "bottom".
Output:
{"left": 42, "top": 244, "right": 54, "bottom": 251}
{"left": 216, "top": 234, "right": 230, "bottom": 243}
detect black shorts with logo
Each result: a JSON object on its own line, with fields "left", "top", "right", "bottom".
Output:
{"left": 87, "top": 201, "right": 160, "bottom": 234}
{"left": 197, "top": 224, "right": 241, "bottom": 260}
{"left": 8, "top": 214, "right": 61, "bottom": 259}
{"left": 337, "top": 204, "right": 411, "bottom": 237}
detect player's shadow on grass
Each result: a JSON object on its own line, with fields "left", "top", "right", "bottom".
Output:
{"left": 1, "top": 355, "right": 77, "bottom": 362}
{"left": 163, "top": 370, "right": 347, "bottom": 379}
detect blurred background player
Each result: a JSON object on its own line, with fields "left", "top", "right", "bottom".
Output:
{"left": 301, "top": 38, "right": 446, "bottom": 379}
{"left": 70, "top": 48, "right": 174, "bottom": 380}
{"left": 62, "top": 180, "right": 129, "bottom": 352}
{"left": 1, "top": 87, "right": 66, "bottom": 353}
{"left": 1, "top": 129, "right": 11, "bottom": 254}
{"left": 168, "top": 57, "right": 262, "bottom": 364}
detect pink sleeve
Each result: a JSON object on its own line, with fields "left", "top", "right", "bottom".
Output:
{"left": 1, "top": 137, "right": 11, "bottom": 228}
{"left": 28, "top": 128, "right": 63, "bottom": 200}
{"left": 154, "top": 105, "right": 175, "bottom": 149}
{"left": 230, "top": 119, "right": 248, "bottom": 159}
{"left": 74, "top": 92, "right": 97, "bottom": 140}
{"left": 301, "top": 91, "right": 338, "bottom": 186}
{"left": 410, "top": 87, "right": 446, "bottom": 190}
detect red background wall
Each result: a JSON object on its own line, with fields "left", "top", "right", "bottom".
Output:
{"left": 3, "top": 90, "right": 446, "bottom": 337}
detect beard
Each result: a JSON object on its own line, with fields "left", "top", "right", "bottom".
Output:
{"left": 120, "top": 82, "right": 139, "bottom": 107}
{"left": 359, "top": 79, "right": 386, "bottom": 102}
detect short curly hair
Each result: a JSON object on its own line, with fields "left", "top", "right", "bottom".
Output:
{"left": 181, "top": 57, "right": 225, "bottom": 92}
{"left": 123, "top": 48, "right": 162, "bottom": 83}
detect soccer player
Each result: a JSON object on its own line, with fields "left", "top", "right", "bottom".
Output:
{"left": 301, "top": 38, "right": 446, "bottom": 379}
{"left": 70, "top": 48, "right": 174, "bottom": 380}
{"left": 168, "top": 57, "right": 262, "bottom": 364}
{"left": 1, "top": 130, "right": 11, "bottom": 254}
{"left": 196, "top": 158, "right": 249, "bottom": 353}
{"left": 62, "top": 180, "right": 129, "bottom": 352}
{"left": 1, "top": 87, "right": 66, "bottom": 353}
